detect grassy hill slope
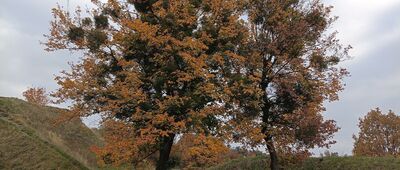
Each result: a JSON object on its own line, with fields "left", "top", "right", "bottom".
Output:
{"left": 209, "top": 155, "right": 400, "bottom": 170}
{"left": 0, "top": 97, "right": 103, "bottom": 169}
{"left": 0, "top": 118, "right": 87, "bottom": 169}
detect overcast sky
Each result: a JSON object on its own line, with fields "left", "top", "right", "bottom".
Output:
{"left": 1, "top": 0, "right": 400, "bottom": 155}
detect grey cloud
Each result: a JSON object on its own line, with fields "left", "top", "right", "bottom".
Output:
{"left": 0, "top": 0, "right": 80, "bottom": 98}
{"left": 363, "top": 3, "right": 400, "bottom": 42}
{"left": 320, "top": 28, "right": 400, "bottom": 155}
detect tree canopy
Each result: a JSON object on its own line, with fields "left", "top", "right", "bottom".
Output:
{"left": 221, "top": 0, "right": 349, "bottom": 169}
{"left": 22, "top": 87, "right": 49, "bottom": 106}
{"left": 44, "top": 0, "right": 349, "bottom": 169}
{"left": 45, "top": 0, "right": 247, "bottom": 169}
{"left": 353, "top": 108, "right": 400, "bottom": 157}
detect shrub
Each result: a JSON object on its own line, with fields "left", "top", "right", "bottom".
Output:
{"left": 22, "top": 87, "right": 49, "bottom": 106}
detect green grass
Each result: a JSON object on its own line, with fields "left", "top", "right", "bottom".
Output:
{"left": 209, "top": 156, "right": 269, "bottom": 170}
{"left": 0, "top": 118, "right": 87, "bottom": 169}
{"left": 209, "top": 155, "right": 400, "bottom": 170}
{"left": 0, "top": 97, "right": 103, "bottom": 169}
{"left": 301, "top": 156, "right": 400, "bottom": 170}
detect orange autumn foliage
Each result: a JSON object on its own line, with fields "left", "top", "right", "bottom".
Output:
{"left": 44, "top": 0, "right": 247, "bottom": 169}
{"left": 22, "top": 87, "right": 49, "bottom": 106}
{"left": 44, "top": 0, "right": 349, "bottom": 169}
{"left": 173, "top": 134, "right": 229, "bottom": 168}
{"left": 353, "top": 108, "right": 400, "bottom": 157}
{"left": 90, "top": 119, "right": 159, "bottom": 166}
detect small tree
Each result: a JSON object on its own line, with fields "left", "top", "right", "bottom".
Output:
{"left": 353, "top": 108, "right": 400, "bottom": 157}
{"left": 22, "top": 87, "right": 49, "bottom": 106}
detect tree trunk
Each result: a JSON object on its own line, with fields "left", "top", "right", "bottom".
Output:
{"left": 156, "top": 133, "right": 175, "bottom": 170}
{"left": 265, "top": 136, "right": 279, "bottom": 170}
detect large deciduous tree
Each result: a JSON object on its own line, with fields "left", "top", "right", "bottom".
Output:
{"left": 353, "top": 108, "right": 400, "bottom": 157}
{"left": 45, "top": 0, "right": 247, "bottom": 169}
{"left": 222, "top": 0, "right": 349, "bottom": 169}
